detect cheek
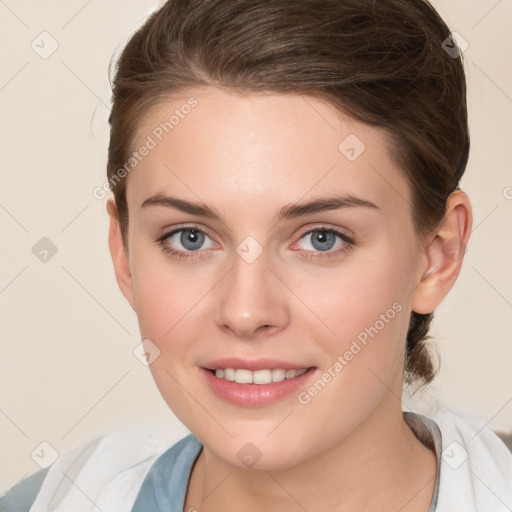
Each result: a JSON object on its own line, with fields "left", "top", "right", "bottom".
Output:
{"left": 130, "top": 249, "right": 213, "bottom": 341}
{"left": 296, "top": 247, "right": 412, "bottom": 335}
{"left": 289, "top": 248, "right": 414, "bottom": 384}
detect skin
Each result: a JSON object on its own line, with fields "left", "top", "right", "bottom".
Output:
{"left": 107, "top": 86, "right": 472, "bottom": 511}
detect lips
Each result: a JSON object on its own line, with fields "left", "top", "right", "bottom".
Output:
{"left": 200, "top": 358, "right": 317, "bottom": 407}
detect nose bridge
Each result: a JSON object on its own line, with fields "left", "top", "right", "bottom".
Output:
{"left": 215, "top": 244, "right": 289, "bottom": 338}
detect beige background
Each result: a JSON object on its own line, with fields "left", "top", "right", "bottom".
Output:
{"left": 1, "top": 0, "right": 511, "bottom": 492}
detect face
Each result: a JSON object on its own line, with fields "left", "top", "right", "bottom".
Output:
{"left": 116, "top": 86, "right": 429, "bottom": 469}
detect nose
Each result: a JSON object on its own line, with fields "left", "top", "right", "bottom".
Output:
{"left": 214, "top": 251, "right": 290, "bottom": 340}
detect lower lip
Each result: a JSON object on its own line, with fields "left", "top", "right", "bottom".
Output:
{"left": 200, "top": 367, "right": 317, "bottom": 407}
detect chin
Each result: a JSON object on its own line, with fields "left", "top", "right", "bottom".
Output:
{"left": 204, "top": 431, "right": 311, "bottom": 471}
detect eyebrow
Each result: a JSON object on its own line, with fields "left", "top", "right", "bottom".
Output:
{"left": 140, "top": 193, "right": 379, "bottom": 222}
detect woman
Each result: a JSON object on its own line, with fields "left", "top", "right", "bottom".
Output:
{"left": 2, "top": 0, "right": 511, "bottom": 510}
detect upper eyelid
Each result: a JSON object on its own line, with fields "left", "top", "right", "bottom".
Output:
{"left": 297, "top": 224, "right": 352, "bottom": 237}
{"left": 161, "top": 223, "right": 215, "bottom": 239}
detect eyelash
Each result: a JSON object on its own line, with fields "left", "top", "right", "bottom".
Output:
{"left": 155, "top": 224, "right": 355, "bottom": 261}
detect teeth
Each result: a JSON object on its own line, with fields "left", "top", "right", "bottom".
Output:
{"left": 271, "top": 369, "right": 286, "bottom": 383}
{"left": 224, "top": 368, "right": 235, "bottom": 381}
{"left": 214, "top": 367, "right": 308, "bottom": 384}
{"left": 235, "top": 369, "right": 252, "bottom": 384}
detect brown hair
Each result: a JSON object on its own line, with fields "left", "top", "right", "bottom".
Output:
{"left": 107, "top": 0, "right": 469, "bottom": 389}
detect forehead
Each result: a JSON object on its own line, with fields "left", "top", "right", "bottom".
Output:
{"left": 126, "top": 86, "right": 411, "bottom": 221}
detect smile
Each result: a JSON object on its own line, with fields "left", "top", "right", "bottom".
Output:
{"left": 201, "top": 361, "right": 317, "bottom": 407}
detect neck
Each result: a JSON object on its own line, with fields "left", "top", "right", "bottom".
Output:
{"left": 185, "top": 395, "right": 437, "bottom": 512}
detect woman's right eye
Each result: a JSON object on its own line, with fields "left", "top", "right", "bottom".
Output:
{"left": 156, "top": 227, "right": 216, "bottom": 259}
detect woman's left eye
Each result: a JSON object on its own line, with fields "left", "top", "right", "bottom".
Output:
{"left": 293, "top": 228, "right": 354, "bottom": 257}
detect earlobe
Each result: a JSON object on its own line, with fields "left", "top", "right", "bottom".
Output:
{"left": 107, "top": 199, "right": 135, "bottom": 310}
{"left": 411, "top": 190, "right": 473, "bottom": 314}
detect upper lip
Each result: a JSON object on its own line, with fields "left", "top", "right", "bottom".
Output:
{"left": 202, "top": 358, "right": 313, "bottom": 371}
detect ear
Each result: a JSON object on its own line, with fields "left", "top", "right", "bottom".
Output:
{"left": 107, "top": 199, "right": 135, "bottom": 310}
{"left": 411, "top": 190, "right": 473, "bottom": 314}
